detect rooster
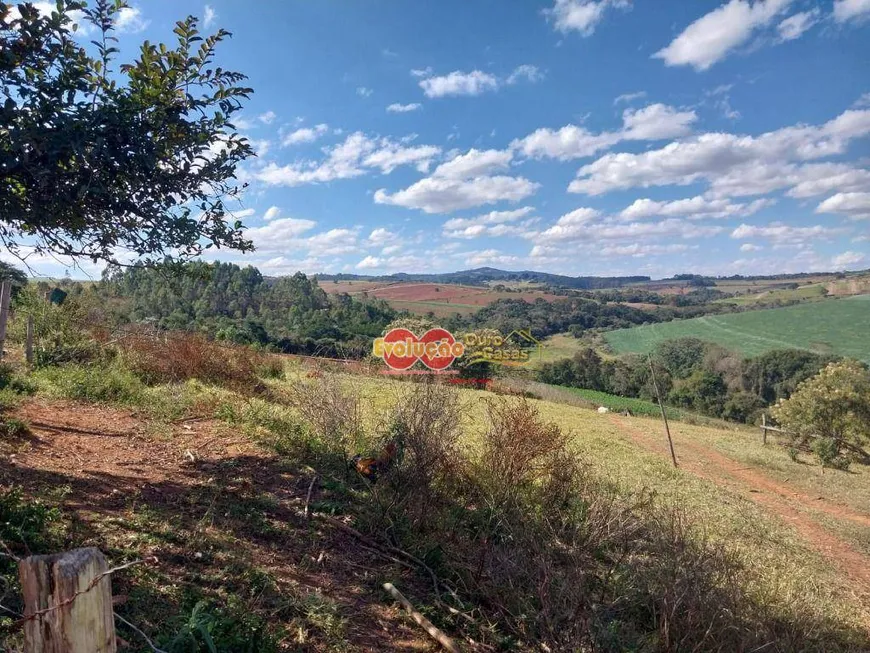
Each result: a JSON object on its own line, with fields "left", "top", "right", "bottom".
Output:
{"left": 352, "top": 438, "right": 403, "bottom": 484}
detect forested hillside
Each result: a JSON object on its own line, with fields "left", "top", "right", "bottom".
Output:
{"left": 92, "top": 262, "right": 397, "bottom": 356}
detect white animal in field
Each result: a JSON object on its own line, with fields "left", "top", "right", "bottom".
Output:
{"left": 597, "top": 406, "right": 610, "bottom": 414}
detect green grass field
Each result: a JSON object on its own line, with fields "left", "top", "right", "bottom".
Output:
{"left": 560, "top": 387, "right": 685, "bottom": 419}
{"left": 605, "top": 295, "right": 870, "bottom": 362}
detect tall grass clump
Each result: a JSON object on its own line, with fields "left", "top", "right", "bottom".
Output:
{"left": 294, "top": 378, "right": 866, "bottom": 652}
{"left": 117, "top": 330, "right": 279, "bottom": 392}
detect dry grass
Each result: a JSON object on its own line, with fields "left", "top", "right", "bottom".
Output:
{"left": 116, "top": 330, "right": 280, "bottom": 392}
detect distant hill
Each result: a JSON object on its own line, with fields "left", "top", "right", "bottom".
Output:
{"left": 315, "top": 267, "right": 651, "bottom": 290}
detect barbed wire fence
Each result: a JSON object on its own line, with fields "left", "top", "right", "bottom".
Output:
{"left": 0, "top": 541, "right": 166, "bottom": 653}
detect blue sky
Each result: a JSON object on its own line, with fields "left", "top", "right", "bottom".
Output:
{"left": 13, "top": 0, "right": 870, "bottom": 279}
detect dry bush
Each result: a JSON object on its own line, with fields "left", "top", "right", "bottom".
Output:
{"left": 368, "top": 382, "right": 467, "bottom": 536}
{"left": 285, "top": 373, "right": 365, "bottom": 461}
{"left": 117, "top": 330, "right": 273, "bottom": 392}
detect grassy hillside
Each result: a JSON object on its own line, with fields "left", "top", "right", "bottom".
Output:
{"left": 605, "top": 295, "right": 870, "bottom": 362}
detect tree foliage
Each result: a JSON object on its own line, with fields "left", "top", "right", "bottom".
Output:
{"left": 1, "top": 0, "right": 253, "bottom": 267}
{"left": 772, "top": 360, "right": 870, "bottom": 467}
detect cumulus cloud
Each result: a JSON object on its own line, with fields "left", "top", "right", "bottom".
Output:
{"left": 281, "top": 124, "right": 329, "bottom": 146}
{"left": 443, "top": 207, "right": 537, "bottom": 239}
{"left": 534, "top": 215, "right": 724, "bottom": 246}
{"left": 245, "top": 218, "right": 318, "bottom": 252}
{"left": 357, "top": 256, "right": 382, "bottom": 269}
{"left": 544, "top": 0, "right": 631, "bottom": 36}
{"left": 374, "top": 176, "right": 539, "bottom": 214}
{"left": 619, "top": 196, "right": 773, "bottom": 220}
{"left": 831, "top": 250, "right": 866, "bottom": 268}
{"left": 387, "top": 103, "right": 422, "bottom": 113}
{"left": 259, "top": 132, "right": 441, "bottom": 186}
{"left": 431, "top": 148, "right": 513, "bottom": 180}
{"left": 730, "top": 222, "right": 847, "bottom": 246}
{"left": 258, "top": 111, "right": 277, "bottom": 125}
{"left": 654, "top": 0, "right": 794, "bottom": 71}
{"left": 740, "top": 243, "right": 764, "bottom": 251}
{"left": 419, "top": 70, "right": 499, "bottom": 98}
{"left": 833, "top": 0, "right": 870, "bottom": 23}
{"left": 816, "top": 192, "right": 870, "bottom": 220}
{"left": 569, "top": 108, "right": 870, "bottom": 196}
{"left": 203, "top": 4, "right": 216, "bottom": 28}
{"left": 512, "top": 104, "right": 697, "bottom": 161}
{"left": 465, "top": 249, "right": 521, "bottom": 267}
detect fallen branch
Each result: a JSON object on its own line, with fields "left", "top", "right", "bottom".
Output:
{"left": 304, "top": 476, "right": 318, "bottom": 521}
{"left": 383, "top": 582, "right": 458, "bottom": 653}
{"left": 316, "top": 514, "right": 443, "bottom": 600}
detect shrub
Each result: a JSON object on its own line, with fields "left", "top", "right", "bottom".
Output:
{"left": 772, "top": 360, "right": 870, "bottom": 467}
{"left": 117, "top": 330, "right": 272, "bottom": 392}
{"left": 34, "top": 362, "right": 145, "bottom": 403}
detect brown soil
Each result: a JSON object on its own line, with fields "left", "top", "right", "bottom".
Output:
{"left": 1, "top": 398, "right": 438, "bottom": 652}
{"left": 608, "top": 414, "right": 870, "bottom": 593}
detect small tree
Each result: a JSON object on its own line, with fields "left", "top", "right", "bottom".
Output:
{"left": 1, "top": 0, "right": 254, "bottom": 268}
{"left": 772, "top": 360, "right": 870, "bottom": 468}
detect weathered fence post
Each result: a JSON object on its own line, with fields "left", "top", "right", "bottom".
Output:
{"left": 25, "top": 314, "right": 34, "bottom": 366}
{"left": 19, "top": 547, "right": 117, "bottom": 653}
{"left": 0, "top": 280, "right": 12, "bottom": 359}
{"left": 761, "top": 413, "right": 768, "bottom": 445}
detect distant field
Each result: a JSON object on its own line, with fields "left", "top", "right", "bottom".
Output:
{"left": 322, "top": 281, "right": 561, "bottom": 316}
{"left": 561, "top": 387, "right": 684, "bottom": 419}
{"left": 605, "top": 295, "right": 870, "bottom": 362}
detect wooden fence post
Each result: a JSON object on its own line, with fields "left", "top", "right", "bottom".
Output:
{"left": 25, "top": 314, "right": 34, "bottom": 366}
{"left": 0, "top": 280, "right": 12, "bottom": 360}
{"left": 19, "top": 547, "right": 117, "bottom": 653}
{"left": 761, "top": 413, "right": 768, "bottom": 445}
{"left": 648, "top": 356, "right": 678, "bottom": 467}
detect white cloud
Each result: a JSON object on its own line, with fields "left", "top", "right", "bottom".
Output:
{"left": 419, "top": 70, "right": 499, "bottom": 98}
{"left": 260, "top": 132, "right": 441, "bottom": 186}
{"left": 777, "top": 9, "right": 820, "bottom": 41}
{"left": 569, "top": 108, "right": 870, "bottom": 196}
{"left": 387, "top": 103, "right": 422, "bottom": 113}
{"left": 367, "top": 228, "right": 395, "bottom": 246}
{"left": 305, "top": 228, "right": 360, "bottom": 256}
{"left": 614, "top": 91, "right": 647, "bottom": 105}
{"left": 534, "top": 216, "right": 723, "bottom": 245}
{"left": 281, "top": 123, "right": 329, "bottom": 146}
{"left": 833, "top": 0, "right": 870, "bottom": 23}
{"left": 258, "top": 111, "right": 277, "bottom": 125}
{"left": 544, "top": 0, "right": 631, "bottom": 36}
{"left": 619, "top": 196, "right": 772, "bottom": 220}
{"left": 854, "top": 92, "right": 870, "bottom": 109}
{"left": 357, "top": 256, "right": 383, "bottom": 269}
{"left": 740, "top": 243, "right": 764, "bottom": 251}
{"left": 263, "top": 207, "right": 281, "bottom": 221}
{"left": 363, "top": 142, "right": 441, "bottom": 174}
{"left": 620, "top": 103, "right": 698, "bottom": 140}
{"left": 356, "top": 87, "right": 374, "bottom": 98}
{"left": 115, "top": 6, "right": 149, "bottom": 33}
{"left": 465, "top": 249, "right": 520, "bottom": 267}
{"left": 512, "top": 124, "right": 620, "bottom": 161}
{"left": 410, "top": 67, "right": 434, "bottom": 78}
{"left": 730, "top": 222, "right": 847, "bottom": 246}
{"left": 374, "top": 176, "right": 539, "bottom": 214}
{"left": 831, "top": 250, "right": 866, "bottom": 268}
{"left": 816, "top": 192, "right": 870, "bottom": 220}
{"left": 506, "top": 65, "right": 545, "bottom": 85}
{"left": 654, "top": 0, "right": 794, "bottom": 71}
{"left": 245, "top": 218, "right": 318, "bottom": 252}
{"left": 432, "top": 149, "right": 513, "bottom": 180}
{"left": 443, "top": 207, "right": 537, "bottom": 239}
{"left": 512, "top": 103, "right": 697, "bottom": 161}
{"left": 599, "top": 243, "right": 691, "bottom": 257}
{"left": 203, "top": 4, "right": 216, "bottom": 28}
